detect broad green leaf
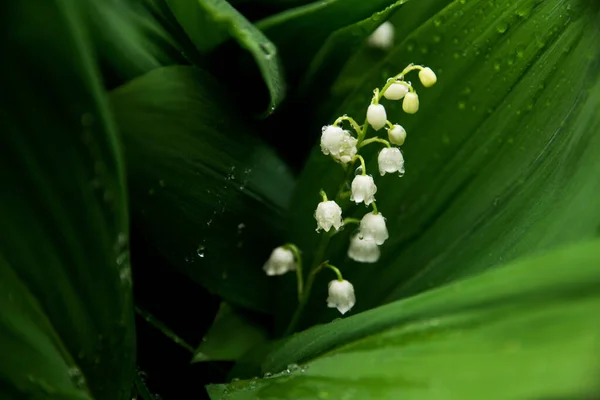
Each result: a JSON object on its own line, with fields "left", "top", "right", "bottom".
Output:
{"left": 166, "top": 0, "right": 285, "bottom": 112}
{"left": 1, "top": 0, "right": 135, "bottom": 398}
{"left": 0, "top": 257, "right": 92, "bottom": 400}
{"left": 256, "top": 0, "right": 405, "bottom": 79}
{"left": 280, "top": 0, "right": 600, "bottom": 329}
{"left": 192, "top": 303, "right": 268, "bottom": 362}
{"left": 208, "top": 239, "right": 600, "bottom": 399}
{"left": 110, "top": 66, "right": 294, "bottom": 313}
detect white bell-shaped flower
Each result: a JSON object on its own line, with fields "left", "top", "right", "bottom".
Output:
{"left": 350, "top": 175, "right": 377, "bottom": 205}
{"left": 367, "top": 104, "right": 387, "bottom": 131}
{"left": 348, "top": 234, "right": 380, "bottom": 263}
{"left": 418, "top": 67, "right": 437, "bottom": 87}
{"left": 327, "top": 279, "right": 356, "bottom": 314}
{"left": 383, "top": 82, "right": 409, "bottom": 100}
{"left": 378, "top": 147, "right": 405, "bottom": 176}
{"left": 320, "top": 125, "right": 357, "bottom": 163}
{"left": 359, "top": 211, "right": 389, "bottom": 245}
{"left": 367, "top": 21, "right": 394, "bottom": 50}
{"left": 315, "top": 200, "right": 343, "bottom": 232}
{"left": 388, "top": 124, "right": 406, "bottom": 146}
{"left": 262, "top": 246, "right": 297, "bottom": 276}
{"left": 402, "top": 92, "right": 419, "bottom": 114}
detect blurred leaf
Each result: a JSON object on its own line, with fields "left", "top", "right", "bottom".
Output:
{"left": 166, "top": 0, "right": 285, "bottom": 113}
{"left": 281, "top": 0, "right": 600, "bottom": 329}
{"left": 0, "top": 0, "right": 135, "bottom": 398}
{"left": 256, "top": 0, "right": 405, "bottom": 80}
{"left": 110, "top": 66, "right": 294, "bottom": 313}
{"left": 192, "top": 303, "right": 268, "bottom": 362}
{"left": 88, "top": 0, "right": 185, "bottom": 85}
{"left": 0, "top": 258, "right": 93, "bottom": 400}
{"left": 208, "top": 239, "right": 600, "bottom": 399}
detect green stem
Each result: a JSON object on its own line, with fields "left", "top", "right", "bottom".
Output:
{"left": 284, "top": 234, "right": 331, "bottom": 336}
{"left": 371, "top": 201, "right": 378, "bottom": 214}
{"left": 284, "top": 243, "right": 303, "bottom": 301}
{"left": 323, "top": 263, "right": 344, "bottom": 281}
{"left": 135, "top": 306, "right": 194, "bottom": 353}
{"left": 319, "top": 189, "right": 328, "bottom": 202}
{"left": 352, "top": 155, "right": 367, "bottom": 175}
{"left": 343, "top": 217, "right": 361, "bottom": 225}
{"left": 359, "top": 137, "right": 392, "bottom": 149}
{"left": 378, "top": 64, "right": 421, "bottom": 101}
{"left": 333, "top": 115, "right": 362, "bottom": 134}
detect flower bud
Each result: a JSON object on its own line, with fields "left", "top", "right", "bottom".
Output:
{"left": 348, "top": 234, "right": 380, "bottom": 263}
{"left": 418, "top": 67, "right": 437, "bottom": 87}
{"left": 359, "top": 212, "right": 389, "bottom": 245}
{"left": 367, "top": 104, "right": 387, "bottom": 131}
{"left": 315, "top": 200, "right": 343, "bottom": 232}
{"left": 367, "top": 21, "right": 394, "bottom": 50}
{"left": 327, "top": 279, "right": 356, "bottom": 314}
{"left": 378, "top": 147, "right": 405, "bottom": 176}
{"left": 402, "top": 92, "right": 419, "bottom": 114}
{"left": 383, "top": 82, "right": 409, "bottom": 100}
{"left": 262, "top": 247, "right": 297, "bottom": 276}
{"left": 387, "top": 124, "right": 406, "bottom": 146}
{"left": 350, "top": 175, "right": 377, "bottom": 205}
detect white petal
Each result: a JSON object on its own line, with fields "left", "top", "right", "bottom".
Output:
{"left": 367, "top": 104, "right": 387, "bottom": 131}
{"left": 348, "top": 235, "right": 380, "bottom": 263}
{"left": 387, "top": 124, "right": 406, "bottom": 146}
{"left": 383, "top": 83, "right": 409, "bottom": 100}
{"left": 367, "top": 21, "right": 394, "bottom": 49}
{"left": 326, "top": 280, "right": 356, "bottom": 314}
{"left": 402, "top": 92, "right": 419, "bottom": 114}
{"left": 359, "top": 212, "right": 389, "bottom": 245}
{"left": 315, "top": 200, "right": 343, "bottom": 232}
{"left": 263, "top": 247, "right": 296, "bottom": 276}
{"left": 350, "top": 175, "right": 377, "bottom": 205}
{"left": 419, "top": 67, "right": 437, "bottom": 87}
{"left": 378, "top": 147, "right": 405, "bottom": 176}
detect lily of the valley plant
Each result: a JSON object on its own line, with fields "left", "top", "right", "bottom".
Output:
{"left": 264, "top": 63, "right": 437, "bottom": 324}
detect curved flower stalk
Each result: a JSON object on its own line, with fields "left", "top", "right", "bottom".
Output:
{"left": 262, "top": 62, "right": 437, "bottom": 332}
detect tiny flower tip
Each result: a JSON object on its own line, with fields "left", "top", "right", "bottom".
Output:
{"left": 263, "top": 246, "right": 296, "bottom": 276}
{"left": 367, "top": 104, "right": 387, "bottom": 131}
{"left": 348, "top": 234, "right": 380, "bottom": 263}
{"left": 402, "top": 92, "right": 419, "bottom": 114}
{"left": 350, "top": 175, "right": 377, "bottom": 205}
{"left": 315, "top": 200, "right": 344, "bottom": 232}
{"left": 359, "top": 212, "right": 389, "bottom": 245}
{"left": 378, "top": 147, "right": 405, "bottom": 177}
{"left": 327, "top": 280, "right": 356, "bottom": 314}
{"left": 419, "top": 67, "right": 437, "bottom": 87}
{"left": 383, "top": 83, "right": 409, "bottom": 101}
{"left": 367, "top": 21, "right": 394, "bottom": 50}
{"left": 388, "top": 124, "right": 406, "bottom": 146}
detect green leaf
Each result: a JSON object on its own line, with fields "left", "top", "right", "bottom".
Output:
{"left": 192, "top": 303, "right": 268, "bottom": 362}
{"left": 0, "top": 257, "right": 92, "bottom": 400}
{"left": 208, "top": 239, "right": 600, "bottom": 399}
{"left": 88, "top": 0, "right": 185, "bottom": 83}
{"left": 256, "top": 0, "right": 406, "bottom": 79}
{"left": 110, "top": 66, "right": 294, "bottom": 313}
{"left": 166, "top": 0, "right": 286, "bottom": 113}
{"left": 1, "top": 0, "right": 135, "bottom": 398}
{"left": 281, "top": 0, "right": 600, "bottom": 328}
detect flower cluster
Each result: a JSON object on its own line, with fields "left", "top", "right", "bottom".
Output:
{"left": 263, "top": 61, "right": 437, "bottom": 320}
